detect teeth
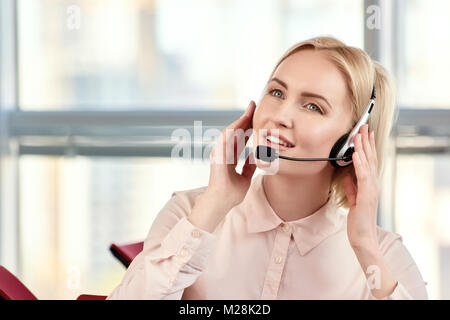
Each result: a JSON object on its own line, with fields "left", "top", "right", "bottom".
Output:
{"left": 266, "top": 135, "right": 292, "bottom": 147}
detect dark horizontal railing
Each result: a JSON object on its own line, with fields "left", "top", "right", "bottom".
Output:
{"left": 2, "top": 108, "right": 449, "bottom": 157}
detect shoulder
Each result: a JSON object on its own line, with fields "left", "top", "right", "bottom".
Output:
{"left": 169, "top": 185, "right": 209, "bottom": 212}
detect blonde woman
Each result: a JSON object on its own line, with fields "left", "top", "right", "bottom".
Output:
{"left": 107, "top": 36, "right": 428, "bottom": 300}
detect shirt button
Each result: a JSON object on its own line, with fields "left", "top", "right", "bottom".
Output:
{"left": 281, "top": 223, "right": 290, "bottom": 233}
{"left": 191, "top": 229, "right": 201, "bottom": 238}
{"left": 275, "top": 256, "right": 283, "bottom": 264}
{"left": 180, "top": 248, "right": 189, "bottom": 257}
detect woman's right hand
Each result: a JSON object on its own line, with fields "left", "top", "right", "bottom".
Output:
{"left": 205, "top": 100, "right": 257, "bottom": 211}
{"left": 187, "top": 101, "right": 257, "bottom": 232}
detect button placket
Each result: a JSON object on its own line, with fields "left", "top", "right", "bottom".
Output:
{"left": 261, "top": 227, "right": 292, "bottom": 299}
{"left": 281, "top": 223, "right": 291, "bottom": 234}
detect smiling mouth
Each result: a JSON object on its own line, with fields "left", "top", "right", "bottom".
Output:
{"left": 263, "top": 136, "right": 294, "bottom": 150}
{"left": 264, "top": 135, "right": 294, "bottom": 147}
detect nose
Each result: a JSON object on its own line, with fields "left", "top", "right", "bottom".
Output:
{"left": 273, "top": 102, "right": 294, "bottom": 129}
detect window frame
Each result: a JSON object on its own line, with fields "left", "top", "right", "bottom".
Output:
{"left": 1, "top": 0, "right": 450, "bottom": 283}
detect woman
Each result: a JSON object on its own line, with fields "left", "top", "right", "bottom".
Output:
{"left": 107, "top": 36, "right": 428, "bottom": 300}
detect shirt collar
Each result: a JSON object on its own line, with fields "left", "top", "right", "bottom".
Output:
{"left": 240, "top": 173, "right": 346, "bottom": 256}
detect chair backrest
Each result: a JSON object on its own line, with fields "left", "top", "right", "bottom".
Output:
{"left": 0, "top": 266, "right": 38, "bottom": 300}
{"left": 109, "top": 241, "right": 144, "bottom": 268}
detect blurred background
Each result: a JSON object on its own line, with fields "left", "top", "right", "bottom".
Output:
{"left": 0, "top": 0, "right": 449, "bottom": 299}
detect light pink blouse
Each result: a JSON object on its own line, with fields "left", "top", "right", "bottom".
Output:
{"left": 107, "top": 173, "right": 428, "bottom": 300}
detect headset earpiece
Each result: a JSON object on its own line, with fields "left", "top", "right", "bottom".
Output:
{"left": 329, "top": 83, "right": 376, "bottom": 168}
{"left": 329, "top": 132, "right": 354, "bottom": 168}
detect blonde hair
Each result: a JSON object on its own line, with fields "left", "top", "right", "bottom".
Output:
{"left": 266, "top": 36, "right": 398, "bottom": 210}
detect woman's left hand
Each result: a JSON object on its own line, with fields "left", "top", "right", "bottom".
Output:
{"left": 342, "top": 123, "right": 380, "bottom": 249}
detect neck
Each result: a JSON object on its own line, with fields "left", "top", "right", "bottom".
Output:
{"left": 262, "top": 172, "right": 332, "bottom": 222}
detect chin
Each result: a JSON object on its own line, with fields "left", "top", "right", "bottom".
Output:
{"left": 255, "top": 158, "right": 280, "bottom": 175}
{"left": 255, "top": 159, "right": 299, "bottom": 176}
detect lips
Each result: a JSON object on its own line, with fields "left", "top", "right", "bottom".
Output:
{"left": 262, "top": 130, "right": 295, "bottom": 151}
{"left": 264, "top": 138, "right": 292, "bottom": 152}
{"left": 262, "top": 135, "right": 295, "bottom": 152}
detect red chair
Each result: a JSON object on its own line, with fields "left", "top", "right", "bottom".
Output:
{"left": 1, "top": 265, "right": 109, "bottom": 300}
{"left": 109, "top": 241, "right": 144, "bottom": 268}
{"left": 0, "top": 266, "right": 38, "bottom": 300}
{"left": 77, "top": 294, "right": 107, "bottom": 300}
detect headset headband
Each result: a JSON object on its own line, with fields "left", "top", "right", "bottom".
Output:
{"left": 334, "top": 84, "right": 376, "bottom": 167}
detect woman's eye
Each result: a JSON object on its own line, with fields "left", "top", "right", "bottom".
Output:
{"left": 269, "top": 89, "right": 283, "bottom": 98}
{"left": 306, "top": 103, "right": 323, "bottom": 114}
{"left": 268, "top": 89, "right": 323, "bottom": 114}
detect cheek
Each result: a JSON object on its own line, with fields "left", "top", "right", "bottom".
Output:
{"left": 309, "top": 126, "right": 332, "bottom": 139}
{"left": 252, "top": 106, "right": 261, "bottom": 126}
{"left": 252, "top": 98, "right": 288, "bottom": 131}
{"left": 294, "top": 125, "right": 338, "bottom": 151}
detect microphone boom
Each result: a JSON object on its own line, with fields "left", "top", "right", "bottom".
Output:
{"left": 255, "top": 145, "right": 351, "bottom": 162}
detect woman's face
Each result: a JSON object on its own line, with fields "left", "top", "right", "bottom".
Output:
{"left": 252, "top": 49, "right": 354, "bottom": 176}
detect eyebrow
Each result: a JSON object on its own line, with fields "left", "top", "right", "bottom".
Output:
{"left": 268, "top": 77, "right": 333, "bottom": 110}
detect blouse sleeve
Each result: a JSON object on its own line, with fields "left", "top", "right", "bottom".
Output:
{"left": 106, "top": 188, "right": 218, "bottom": 300}
{"left": 368, "top": 232, "right": 428, "bottom": 300}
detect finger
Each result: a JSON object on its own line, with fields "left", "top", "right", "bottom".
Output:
{"left": 352, "top": 150, "right": 373, "bottom": 206}
{"left": 361, "top": 124, "right": 375, "bottom": 171}
{"left": 238, "top": 128, "right": 254, "bottom": 162}
{"left": 221, "top": 101, "right": 256, "bottom": 166}
{"left": 241, "top": 152, "right": 257, "bottom": 179}
{"left": 244, "top": 127, "right": 253, "bottom": 145}
{"left": 369, "top": 130, "right": 378, "bottom": 168}
{"left": 352, "top": 151, "right": 361, "bottom": 180}
{"left": 354, "top": 133, "right": 368, "bottom": 170}
{"left": 352, "top": 149, "right": 369, "bottom": 185}
{"left": 229, "top": 100, "right": 255, "bottom": 131}
{"left": 228, "top": 127, "right": 253, "bottom": 166}
{"left": 232, "top": 130, "right": 245, "bottom": 165}
{"left": 221, "top": 100, "right": 254, "bottom": 148}
{"left": 218, "top": 102, "right": 252, "bottom": 146}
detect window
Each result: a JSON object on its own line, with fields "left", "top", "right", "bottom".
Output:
{"left": 17, "top": 0, "right": 363, "bottom": 110}
{"left": 2, "top": 0, "right": 448, "bottom": 300}
{"left": 395, "top": 0, "right": 450, "bottom": 108}
{"left": 19, "top": 156, "right": 211, "bottom": 298}
{"left": 10, "top": 0, "right": 364, "bottom": 299}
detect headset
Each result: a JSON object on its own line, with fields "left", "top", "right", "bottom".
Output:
{"left": 255, "top": 84, "right": 376, "bottom": 168}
